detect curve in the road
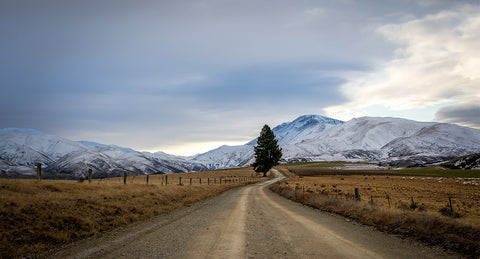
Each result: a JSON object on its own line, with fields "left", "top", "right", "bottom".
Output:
{"left": 43, "top": 169, "right": 457, "bottom": 259}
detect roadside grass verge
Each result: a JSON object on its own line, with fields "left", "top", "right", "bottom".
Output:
{"left": 271, "top": 168, "right": 480, "bottom": 258}
{"left": 0, "top": 168, "right": 263, "bottom": 258}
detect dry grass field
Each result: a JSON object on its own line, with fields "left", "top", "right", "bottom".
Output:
{"left": 271, "top": 163, "right": 480, "bottom": 257}
{"left": 0, "top": 168, "right": 264, "bottom": 258}
{"left": 281, "top": 174, "right": 480, "bottom": 224}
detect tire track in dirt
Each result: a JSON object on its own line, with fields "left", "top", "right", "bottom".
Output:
{"left": 201, "top": 186, "right": 249, "bottom": 258}
{"left": 254, "top": 169, "right": 381, "bottom": 258}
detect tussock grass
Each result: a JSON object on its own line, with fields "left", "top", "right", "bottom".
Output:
{"left": 271, "top": 168, "right": 480, "bottom": 258}
{"left": 0, "top": 169, "right": 262, "bottom": 258}
{"left": 277, "top": 174, "right": 480, "bottom": 224}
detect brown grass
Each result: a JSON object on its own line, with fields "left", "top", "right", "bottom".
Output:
{"left": 271, "top": 167, "right": 480, "bottom": 257}
{"left": 0, "top": 168, "right": 263, "bottom": 258}
{"left": 279, "top": 173, "right": 480, "bottom": 224}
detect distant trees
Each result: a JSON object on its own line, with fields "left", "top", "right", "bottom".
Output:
{"left": 252, "top": 125, "right": 282, "bottom": 177}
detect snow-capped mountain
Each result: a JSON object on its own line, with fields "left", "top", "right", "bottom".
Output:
{"left": 191, "top": 145, "right": 255, "bottom": 170}
{"left": 191, "top": 115, "right": 480, "bottom": 169}
{"left": 284, "top": 117, "right": 480, "bottom": 162}
{"left": 2, "top": 114, "right": 480, "bottom": 177}
{"left": 0, "top": 129, "right": 88, "bottom": 166}
{"left": 247, "top": 115, "right": 343, "bottom": 146}
{"left": 0, "top": 129, "right": 207, "bottom": 178}
{"left": 76, "top": 140, "right": 137, "bottom": 152}
{"left": 194, "top": 115, "right": 344, "bottom": 169}
{"left": 47, "top": 146, "right": 207, "bottom": 178}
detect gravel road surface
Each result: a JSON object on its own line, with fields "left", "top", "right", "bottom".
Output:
{"left": 43, "top": 169, "right": 459, "bottom": 258}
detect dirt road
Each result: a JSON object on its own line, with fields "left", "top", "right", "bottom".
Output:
{"left": 44, "top": 169, "right": 457, "bottom": 258}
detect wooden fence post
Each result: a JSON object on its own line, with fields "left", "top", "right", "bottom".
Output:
{"left": 354, "top": 188, "right": 361, "bottom": 201}
{"left": 146, "top": 175, "right": 149, "bottom": 185}
{"left": 199, "top": 178, "right": 202, "bottom": 185}
{"left": 165, "top": 175, "right": 168, "bottom": 185}
{"left": 449, "top": 196, "right": 453, "bottom": 212}
{"left": 88, "top": 169, "right": 92, "bottom": 184}
{"left": 123, "top": 172, "right": 127, "bottom": 185}
{"left": 179, "top": 176, "right": 182, "bottom": 186}
{"left": 190, "top": 178, "right": 192, "bottom": 185}
{"left": 36, "top": 163, "right": 42, "bottom": 182}
{"left": 214, "top": 178, "right": 216, "bottom": 184}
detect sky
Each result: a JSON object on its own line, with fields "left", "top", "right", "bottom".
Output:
{"left": 1, "top": 0, "right": 479, "bottom": 156}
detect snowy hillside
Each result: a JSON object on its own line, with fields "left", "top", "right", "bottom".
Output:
{"left": 191, "top": 145, "right": 255, "bottom": 170}
{"left": 0, "top": 160, "right": 37, "bottom": 177}
{"left": 247, "top": 115, "right": 343, "bottom": 145}
{"left": 0, "top": 129, "right": 88, "bottom": 166}
{"left": 77, "top": 141, "right": 137, "bottom": 152}
{"left": 289, "top": 117, "right": 480, "bottom": 161}
{"left": 195, "top": 115, "right": 343, "bottom": 170}
{"left": 192, "top": 115, "right": 480, "bottom": 169}
{"left": 2, "top": 114, "right": 480, "bottom": 176}
{"left": 0, "top": 129, "right": 207, "bottom": 178}
{"left": 47, "top": 146, "right": 207, "bottom": 178}
{"left": 442, "top": 153, "right": 480, "bottom": 169}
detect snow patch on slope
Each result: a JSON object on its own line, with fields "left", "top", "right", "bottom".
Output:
{"left": 191, "top": 145, "right": 254, "bottom": 170}
{"left": 247, "top": 115, "right": 343, "bottom": 146}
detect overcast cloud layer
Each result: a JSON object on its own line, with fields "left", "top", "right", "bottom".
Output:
{"left": 1, "top": 0, "right": 479, "bottom": 155}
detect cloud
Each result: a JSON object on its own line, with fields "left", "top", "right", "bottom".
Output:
{"left": 324, "top": 5, "right": 480, "bottom": 123}
{"left": 2, "top": 0, "right": 479, "bottom": 154}
{"left": 434, "top": 101, "right": 480, "bottom": 128}
{"left": 305, "top": 8, "right": 326, "bottom": 16}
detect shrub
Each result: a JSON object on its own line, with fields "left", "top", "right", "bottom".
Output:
{"left": 439, "top": 207, "right": 461, "bottom": 218}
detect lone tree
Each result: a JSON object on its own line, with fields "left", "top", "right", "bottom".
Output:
{"left": 252, "top": 125, "right": 282, "bottom": 177}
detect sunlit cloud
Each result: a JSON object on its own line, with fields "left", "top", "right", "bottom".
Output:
{"left": 324, "top": 5, "right": 480, "bottom": 123}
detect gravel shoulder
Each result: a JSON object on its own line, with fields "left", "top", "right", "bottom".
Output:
{"left": 42, "top": 170, "right": 460, "bottom": 258}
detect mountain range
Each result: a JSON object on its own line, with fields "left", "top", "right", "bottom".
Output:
{"left": 0, "top": 128, "right": 207, "bottom": 179}
{"left": 1, "top": 115, "right": 480, "bottom": 178}
{"left": 193, "top": 115, "right": 480, "bottom": 169}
